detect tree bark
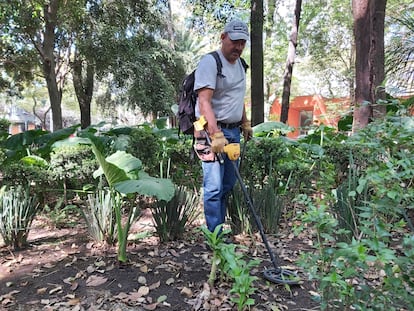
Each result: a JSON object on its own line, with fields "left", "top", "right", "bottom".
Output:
{"left": 250, "top": 0, "right": 264, "bottom": 126}
{"left": 370, "top": 0, "right": 387, "bottom": 119}
{"left": 280, "top": 0, "right": 302, "bottom": 124}
{"left": 352, "top": 0, "right": 387, "bottom": 132}
{"left": 41, "top": 0, "right": 63, "bottom": 131}
{"left": 72, "top": 55, "right": 94, "bottom": 129}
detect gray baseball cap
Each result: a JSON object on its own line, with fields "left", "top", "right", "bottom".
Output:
{"left": 224, "top": 20, "right": 249, "bottom": 41}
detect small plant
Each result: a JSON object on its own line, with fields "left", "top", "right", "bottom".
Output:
{"left": 201, "top": 225, "right": 260, "bottom": 311}
{"left": 152, "top": 185, "right": 200, "bottom": 242}
{"left": 227, "top": 184, "right": 252, "bottom": 235}
{"left": 82, "top": 189, "right": 117, "bottom": 244}
{"left": 0, "top": 185, "right": 39, "bottom": 249}
{"left": 331, "top": 153, "right": 369, "bottom": 242}
{"left": 43, "top": 197, "right": 78, "bottom": 229}
{"left": 253, "top": 176, "right": 284, "bottom": 234}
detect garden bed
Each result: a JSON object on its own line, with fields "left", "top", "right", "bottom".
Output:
{"left": 0, "top": 210, "right": 318, "bottom": 310}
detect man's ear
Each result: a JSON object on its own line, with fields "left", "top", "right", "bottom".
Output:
{"left": 220, "top": 33, "right": 226, "bottom": 41}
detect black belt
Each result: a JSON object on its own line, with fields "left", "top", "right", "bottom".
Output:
{"left": 218, "top": 121, "right": 242, "bottom": 129}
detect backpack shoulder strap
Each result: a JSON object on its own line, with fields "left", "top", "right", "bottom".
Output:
{"left": 240, "top": 57, "right": 249, "bottom": 72}
{"left": 209, "top": 51, "right": 224, "bottom": 77}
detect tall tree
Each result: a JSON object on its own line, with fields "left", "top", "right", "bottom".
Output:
{"left": 280, "top": 0, "right": 302, "bottom": 124}
{"left": 0, "top": 0, "right": 74, "bottom": 131}
{"left": 251, "top": 0, "right": 264, "bottom": 126}
{"left": 352, "top": 0, "right": 387, "bottom": 132}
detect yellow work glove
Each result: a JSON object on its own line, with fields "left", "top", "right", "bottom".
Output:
{"left": 210, "top": 131, "right": 228, "bottom": 153}
{"left": 241, "top": 121, "right": 253, "bottom": 141}
{"left": 223, "top": 143, "right": 240, "bottom": 161}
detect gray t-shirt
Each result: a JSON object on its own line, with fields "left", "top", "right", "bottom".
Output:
{"left": 194, "top": 50, "right": 246, "bottom": 124}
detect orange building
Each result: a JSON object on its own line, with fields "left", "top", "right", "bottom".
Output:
{"left": 269, "top": 95, "right": 350, "bottom": 138}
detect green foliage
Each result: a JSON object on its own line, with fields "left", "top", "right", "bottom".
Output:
{"left": 43, "top": 197, "right": 78, "bottom": 229}
{"left": 252, "top": 176, "right": 285, "bottom": 234}
{"left": 1, "top": 158, "right": 51, "bottom": 189}
{"left": 0, "top": 128, "right": 77, "bottom": 207}
{"left": 241, "top": 137, "right": 289, "bottom": 188}
{"left": 0, "top": 184, "right": 39, "bottom": 249}
{"left": 49, "top": 144, "right": 98, "bottom": 190}
{"left": 0, "top": 118, "right": 10, "bottom": 134}
{"left": 201, "top": 225, "right": 260, "bottom": 311}
{"left": 78, "top": 126, "right": 175, "bottom": 262}
{"left": 294, "top": 110, "right": 414, "bottom": 310}
{"left": 127, "top": 127, "right": 162, "bottom": 176}
{"left": 127, "top": 120, "right": 202, "bottom": 190}
{"left": 227, "top": 184, "right": 252, "bottom": 235}
{"left": 331, "top": 153, "right": 369, "bottom": 242}
{"left": 152, "top": 186, "right": 200, "bottom": 242}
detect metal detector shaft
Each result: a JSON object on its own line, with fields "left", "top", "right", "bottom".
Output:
{"left": 231, "top": 161, "right": 280, "bottom": 272}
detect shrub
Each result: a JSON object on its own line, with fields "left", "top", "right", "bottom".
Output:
{"left": 295, "top": 111, "right": 414, "bottom": 310}
{"left": 49, "top": 144, "right": 98, "bottom": 192}
{"left": 127, "top": 127, "right": 162, "bottom": 176}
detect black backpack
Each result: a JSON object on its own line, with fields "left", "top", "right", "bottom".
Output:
{"left": 176, "top": 51, "right": 248, "bottom": 135}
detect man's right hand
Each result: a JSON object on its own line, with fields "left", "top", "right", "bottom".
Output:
{"left": 210, "top": 132, "right": 228, "bottom": 153}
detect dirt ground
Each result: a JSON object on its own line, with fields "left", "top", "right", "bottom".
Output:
{"left": 0, "top": 209, "right": 319, "bottom": 311}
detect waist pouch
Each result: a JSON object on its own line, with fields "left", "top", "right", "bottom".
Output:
{"left": 194, "top": 138, "right": 216, "bottom": 162}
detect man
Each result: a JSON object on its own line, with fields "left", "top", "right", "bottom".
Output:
{"left": 193, "top": 19, "right": 253, "bottom": 233}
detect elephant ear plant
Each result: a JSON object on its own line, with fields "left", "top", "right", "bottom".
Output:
{"left": 77, "top": 129, "right": 175, "bottom": 263}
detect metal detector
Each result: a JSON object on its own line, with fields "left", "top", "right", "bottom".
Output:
{"left": 231, "top": 160, "right": 300, "bottom": 285}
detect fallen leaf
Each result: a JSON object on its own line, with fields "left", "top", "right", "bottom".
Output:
{"left": 157, "top": 295, "right": 167, "bottom": 303}
{"left": 143, "top": 303, "right": 158, "bottom": 310}
{"left": 137, "top": 286, "right": 150, "bottom": 297}
{"left": 43, "top": 263, "right": 55, "bottom": 269}
{"left": 165, "top": 278, "right": 174, "bottom": 285}
{"left": 95, "top": 260, "right": 106, "bottom": 267}
{"left": 40, "top": 299, "right": 50, "bottom": 305}
{"left": 49, "top": 286, "right": 63, "bottom": 295}
{"left": 138, "top": 276, "right": 147, "bottom": 284}
{"left": 180, "top": 287, "right": 193, "bottom": 297}
{"left": 37, "top": 287, "right": 48, "bottom": 294}
{"left": 170, "top": 249, "right": 179, "bottom": 257}
{"left": 70, "top": 282, "right": 79, "bottom": 291}
{"left": 63, "top": 277, "right": 75, "bottom": 285}
{"left": 149, "top": 281, "right": 160, "bottom": 290}
{"left": 140, "top": 265, "right": 149, "bottom": 273}
{"left": 1, "top": 298, "right": 12, "bottom": 306}
{"left": 113, "top": 292, "right": 129, "bottom": 300}
{"left": 67, "top": 297, "right": 81, "bottom": 305}
{"left": 85, "top": 275, "right": 107, "bottom": 287}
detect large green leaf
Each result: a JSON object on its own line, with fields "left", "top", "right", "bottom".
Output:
{"left": 113, "top": 177, "right": 175, "bottom": 202}
{"left": 105, "top": 151, "right": 142, "bottom": 174}
{"left": 20, "top": 155, "right": 48, "bottom": 167}
{"left": 92, "top": 149, "right": 130, "bottom": 186}
{"left": 253, "top": 122, "right": 293, "bottom": 136}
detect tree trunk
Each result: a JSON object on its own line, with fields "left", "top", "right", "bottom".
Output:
{"left": 264, "top": 0, "right": 276, "bottom": 102}
{"left": 250, "top": 0, "right": 264, "bottom": 126}
{"left": 352, "top": 0, "right": 387, "bottom": 133}
{"left": 72, "top": 56, "right": 94, "bottom": 129}
{"left": 42, "top": 0, "right": 63, "bottom": 131}
{"left": 280, "top": 0, "right": 302, "bottom": 124}
{"left": 370, "top": 0, "right": 387, "bottom": 119}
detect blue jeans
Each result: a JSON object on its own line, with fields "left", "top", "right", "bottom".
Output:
{"left": 202, "top": 127, "right": 240, "bottom": 232}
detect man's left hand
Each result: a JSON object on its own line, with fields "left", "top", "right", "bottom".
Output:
{"left": 241, "top": 121, "right": 253, "bottom": 141}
